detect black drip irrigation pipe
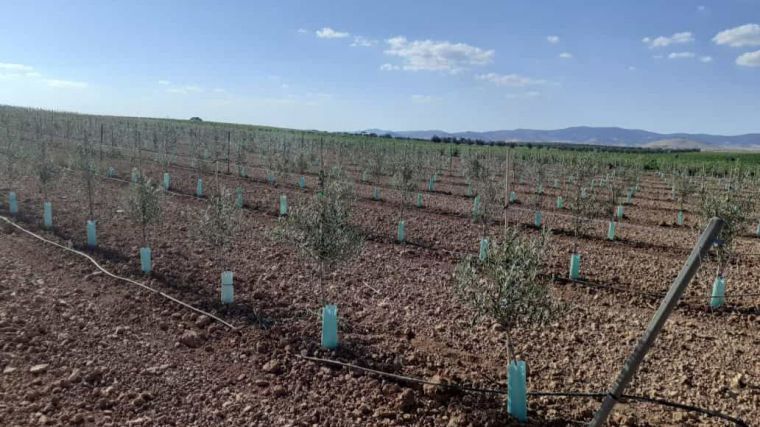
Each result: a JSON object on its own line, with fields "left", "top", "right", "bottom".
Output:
{"left": 298, "top": 355, "right": 748, "bottom": 426}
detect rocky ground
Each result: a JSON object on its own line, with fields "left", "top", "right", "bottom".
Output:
{"left": 0, "top": 156, "right": 758, "bottom": 426}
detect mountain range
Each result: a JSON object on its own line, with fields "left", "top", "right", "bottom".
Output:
{"left": 359, "top": 126, "right": 760, "bottom": 151}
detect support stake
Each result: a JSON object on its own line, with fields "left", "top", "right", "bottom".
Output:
{"left": 589, "top": 217, "right": 724, "bottom": 426}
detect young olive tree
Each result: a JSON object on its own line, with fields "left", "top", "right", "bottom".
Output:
{"left": 195, "top": 187, "right": 242, "bottom": 272}
{"left": 471, "top": 156, "right": 502, "bottom": 239}
{"left": 74, "top": 135, "right": 98, "bottom": 221}
{"left": 567, "top": 155, "right": 598, "bottom": 248}
{"left": 604, "top": 168, "right": 626, "bottom": 222}
{"left": 526, "top": 155, "right": 547, "bottom": 225}
{"left": 453, "top": 227, "right": 558, "bottom": 361}
{"left": 126, "top": 177, "right": 162, "bottom": 247}
{"left": 390, "top": 149, "right": 422, "bottom": 226}
{"left": 1, "top": 131, "right": 23, "bottom": 193}
{"left": 672, "top": 167, "right": 696, "bottom": 223}
{"left": 275, "top": 167, "right": 363, "bottom": 305}
{"left": 698, "top": 168, "right": 753, "bottom": 277}
{"left": 33, "top": 137, "right": 58, "bottom": 213}
{"left": 369, "top": 146, "right": 386, "bottom": 183}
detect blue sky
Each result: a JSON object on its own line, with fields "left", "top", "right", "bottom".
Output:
{"left": 1, "top": 0, "right": 759, "bottom": 134}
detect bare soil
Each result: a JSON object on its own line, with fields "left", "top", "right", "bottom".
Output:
{"left": 1, "top": 157, "right": 758, "bottom": 426}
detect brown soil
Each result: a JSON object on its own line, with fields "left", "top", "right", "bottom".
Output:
{"left": 1, "top": 157, "right": 758, "bottom": 426}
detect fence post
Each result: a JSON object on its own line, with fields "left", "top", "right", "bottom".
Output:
{"left": 589, "top": 217, "right": 724, "bottom": 426}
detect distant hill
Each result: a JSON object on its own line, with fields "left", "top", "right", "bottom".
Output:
{"left": 642, "top": 139, "right": 712, "bottom": 151}
{"left": 359, "top": 126, "right": 760, "bottom": 150}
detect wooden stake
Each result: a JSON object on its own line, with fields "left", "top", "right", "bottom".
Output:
{"left": 589, "top": 217, "right": 724, "bottom": 426}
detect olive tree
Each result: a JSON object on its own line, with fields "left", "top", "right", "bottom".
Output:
{"left": 195, "top": 187, "right": 242, "bottom": 272}
{"left": 126, "top": 177, "right": 162, "bottom": 248}
{"left": 470, "top": 155, "right": 502, "bottom": 239}
{"left": 390, "top": 149, "right": 423, "bottom": 228}
{"left": 74, "top": 135, "right": 98, "bottom": 221}
{"left": 698, "top": 168, "right": 753, "bottom": 277}
{"left": 275, "top": 167, "right": 363, "bottom": 305}
{"left": 567, "top": 155, "right": 598, "bottom": 247}
{"left": 453, "top": 227, "right": 558, "bottom": 361}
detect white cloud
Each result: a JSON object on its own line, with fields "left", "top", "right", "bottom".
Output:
{"left": 379, "top": 63, "right": 400, "bottom": 71}
{"left": 410, "top": 94, "right": 440, "bottom": 104}
{"left": 0, "top": 62, "right": 87, "bottom": 88}
{"left": 316, "top": 27, "right": 350, "bottom": 39}
{"left": 383, "top": 36, "right": 494, "bottom": 73}
{"left": 713, "top": 24, "right": 760, "bottom": 47}
{"left": 558, "top": 52, "right": 573, "bottom": 59}
{"left": 506, "top": 91, "right": 541, "bottom": 99}
{"left": 697, "top": 5, "right": 708, "bottom": 13}
{"left": 158, "top": 80, "right": 170, "bottom": 85}
{"left": 476, "top": 72, "right": 547, "bottom": 87}
{"left": 166, "top": 84, "right": 203, "bottom": 94}
{"left": 628, "top": 66, "right": 637, "bottom": 71}
{"left": 45, "top": 79, "right": 88, "bottom": 89}
{"left": 736, "top": 49, "right": 760, "bottom": 67}
{"left": 297, "top": 28, "right": 308, "bottom": 34}
{"left": 700, "top": 56, "right": 713, "bottom": 63}
{"left": 642, "top": 31, "right": 694, "bottom": 48}
{"left": 350, "top": 36, "right": 376, "bottom": 47}
{"left": 0, "top": 62, "right": 41, "bottom": 79}
{"left": 668, "top": 51, "right": 696, "bottom": 59}
{"left": 546, "top": 35, "right": 560, "bottom": 44}
{"left": 0, "top": 63, "right": 35, "bottom": 72}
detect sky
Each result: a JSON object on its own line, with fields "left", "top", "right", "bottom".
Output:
{"left": 1, "top": 0, "right": 760, "bottom": 135}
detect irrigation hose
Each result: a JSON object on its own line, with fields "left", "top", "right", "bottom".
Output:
{"left": 297, "top": 355, "right": 748, "bottom": 426}
{"left": 0, "top": 214, "right": 237, "bottom": 330}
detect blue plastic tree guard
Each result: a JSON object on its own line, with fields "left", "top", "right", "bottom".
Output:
{"left": 373, "top": 188, "right": 380, "bottom": 201}
{"left": 279, "top": 195, "right": 288, "bottom": 216}
{"left": 607, "top": 221, "right": 616, "bottom": 241}
{"left": 508, "top": 360, "right": 528, "bottom": 422}
{"left": 710, "top": 275, "right": 725, "bottom": 308}
{"left": 534, "top": 211, "right": 542, "bottom": 228}
{"left": 235, "top": 188, "right": 244, "bottom": 208}
{"left": 556, "top": 196, "right": 564, "bottom": 209}
{"left": 416, "top": 193, "right": 423, "bottom": 208}
{"left": 140, "top": 247, "right": 152, "bottom": 274}
{"left": 221, "top": 271, "right": 234, "bottom": 304}
{"left": 43, "top": 202, "right": 52, "bottom": 228}
{"left": 8, "top": 192, "right": 18, "bottom": 215}
{"left": 86, "top": 220, "right": 97, "bottom": 248}
{"left": 196, "top": 178, "right": 203, "bottom": 197}
{"left": 479, "top": 238, "right": 489, "bottom": 261}
{"left": 509, "top": 191, "right": 517, "bottom": 203}
{"left": 299, "top": 176, "right": 306, "bottom": 189}
{"left": 569, "top": 253, "right": 581, "bottom": 280}
{"left": 321, "top": 304, "right": 338, "bottom": 349}
{"left": 616, "top": 205, "right": 624, "bottom": 219}
{"left": 472, "top": 196, "right": 481, "bottom": 219}
{"left": 677, "top": 211, "right": 684, "bottom": 226}
{"left": 163, "top": 173, "right": 171, "bottom": 190}
{"left": 397, "top": 220, "right": 406, "bottom": 243}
